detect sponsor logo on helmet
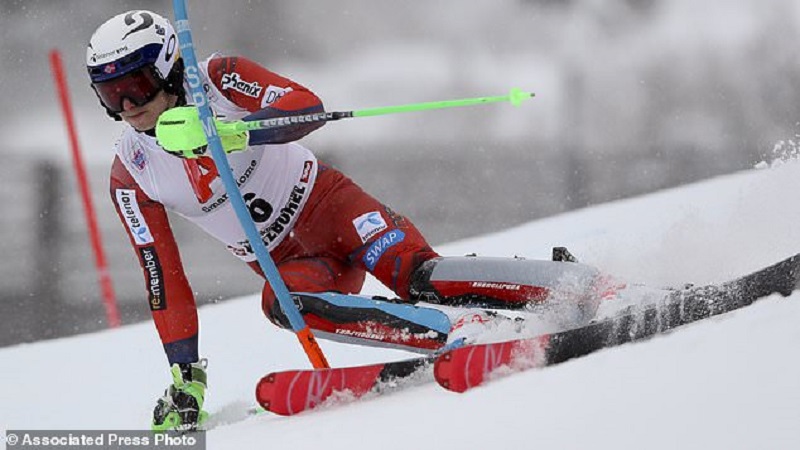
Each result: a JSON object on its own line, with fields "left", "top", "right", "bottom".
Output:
{"left": 220, "top": 72, "right": 263, "bottom": 98}
{"left": 164, "top": 34, "right": 176, "bottom": 62}
{"left": 353, "top": 211, "right": 388, "bottom": 244}
{"left": 122, "top": 11, "right": 154, "bottom": 40}
{"left": 90, "top": 46, "right": 130, "bottom": 64}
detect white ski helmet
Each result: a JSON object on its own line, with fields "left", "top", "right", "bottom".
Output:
{"left": 87, "top": 10, "right": 183, "bottom": 119}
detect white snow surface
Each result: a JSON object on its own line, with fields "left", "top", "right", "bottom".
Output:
{"left": 3, "top": 160, "right": 800, "bottom": 449}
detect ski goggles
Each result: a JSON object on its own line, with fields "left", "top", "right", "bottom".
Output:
{"left": 92, "top": 65, "right": 163, "bottom": 113}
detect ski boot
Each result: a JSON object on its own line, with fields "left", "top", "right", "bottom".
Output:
{"left": 552, "top": 246, "right": 579, "bottom": 263}
{"left": 152, "top": 359, "right": 209, "bottom": 432}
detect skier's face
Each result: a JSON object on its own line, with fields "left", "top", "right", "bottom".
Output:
{"left": 119, "top": 91, "right": 176, "bottom": 132}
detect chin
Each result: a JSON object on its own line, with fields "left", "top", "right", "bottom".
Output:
{"left": 125, "top": 118, "right": 156, "bottom": 132}
{"left": 133, "top": 123, "right": 155, "bottom": 132}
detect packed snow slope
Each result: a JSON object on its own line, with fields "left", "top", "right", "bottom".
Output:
{"left": 3, "top": 159, "right": 800, "bottom": 450}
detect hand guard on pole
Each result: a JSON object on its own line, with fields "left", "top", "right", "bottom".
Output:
{"left": 156, "top": 106, "right": 249, "bottom": 158}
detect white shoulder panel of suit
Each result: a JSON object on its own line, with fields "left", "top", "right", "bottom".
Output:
{"left": 114, "top": 55, "right": 318, "bottom": 262}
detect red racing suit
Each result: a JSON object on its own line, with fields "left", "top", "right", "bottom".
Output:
{"left": 110, "top": 55, "right": 438, "bottom": 364}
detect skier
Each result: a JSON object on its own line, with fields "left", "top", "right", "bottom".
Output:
{"left": 87, "top": 10, "right": 605, "bottom": 431}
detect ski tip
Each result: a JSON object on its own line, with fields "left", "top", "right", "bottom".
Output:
{"left": 254, "top": 374, "right": 279, "bottom": 414}
{"left": 433, "top": 350, "right": 471, "bottom": 394}
{"left": 509, "top": 87, "right": 534, "bottom": 106}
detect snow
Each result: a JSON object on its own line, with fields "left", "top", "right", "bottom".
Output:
{"left": 3, "top": 159, "right": 800, "bottom": 449}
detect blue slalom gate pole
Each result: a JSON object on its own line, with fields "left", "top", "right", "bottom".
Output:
{"left": 172, "top": 0, "right": 329, "bottom": 369}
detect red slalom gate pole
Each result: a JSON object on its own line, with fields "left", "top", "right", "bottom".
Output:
{"left": 49, "top": 49, "right": 121, "bottom": 328}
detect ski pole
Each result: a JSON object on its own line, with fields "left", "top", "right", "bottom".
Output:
{"left": 156, "top": 89, "right": 535, "bottom": 157}
{"left": 217, "top": 88, "right": 534, "bottom": 135}
{"left": 172, "top": 0, "right": 329, "bottom": 369}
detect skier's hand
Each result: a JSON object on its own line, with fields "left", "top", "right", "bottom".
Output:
{"left": 151, "top": 360, "right": 209, "bottom": 432}
{"left": 155, "top": 106, "right": 248, "bottom": 158}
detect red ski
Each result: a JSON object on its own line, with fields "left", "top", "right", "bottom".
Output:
{"left": 434, "top": 252, "right": 800, "bottom": 393}
{"left": 256, "top": 252, "right": 800, "bottom": 410}
{"left": 434, "top": 336, "right": 550, "bottom": 393}
{"left": 256, "top": 357, "right": 432, "bottom": 415}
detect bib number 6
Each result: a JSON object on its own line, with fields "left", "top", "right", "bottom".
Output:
{"left": 243, "top": 193, "right": 273, "bottom": 223}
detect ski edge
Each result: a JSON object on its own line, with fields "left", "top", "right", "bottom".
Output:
{"left": 255, "top": 355, "right": 433, "bottom": 416}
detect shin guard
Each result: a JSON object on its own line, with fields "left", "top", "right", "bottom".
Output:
{"left": 409, "top": 256, "right": 606, "bottom": 323}
{"left": 268, "top": 292, "right": 452, "bottom": 353}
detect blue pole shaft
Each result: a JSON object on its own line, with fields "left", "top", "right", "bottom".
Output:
{"left": 172, "top": 0, "right": 328, "bottom": 368}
